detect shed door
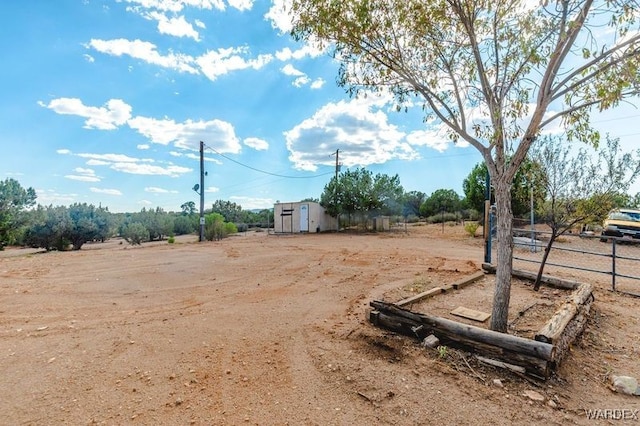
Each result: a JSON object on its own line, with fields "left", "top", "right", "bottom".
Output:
{"left": 300, "top": 204, "right": 309, "bottom": 232}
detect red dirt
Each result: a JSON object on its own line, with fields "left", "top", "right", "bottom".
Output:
{"left": 1, "top": 224, "right": 639, "bottom": 425}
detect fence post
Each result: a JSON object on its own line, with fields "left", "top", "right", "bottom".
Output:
{"left": 612, "top": 239, "right": 617, "bottom": 291}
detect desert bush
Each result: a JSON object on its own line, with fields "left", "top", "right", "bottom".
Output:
{"left": 167, "top": 235, "right": 175, "bottom": 244}
{"left": 122, "top": 222, "right": 149, "bottom": 245}
{"left": 426, "top": 212, "right": 459, "bottom": 224}
{"left": 464, "top": 221, "right": 480, "bottom": 237}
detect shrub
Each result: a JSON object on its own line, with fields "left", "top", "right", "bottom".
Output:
{"left": 167, "top": 235, "right": 175, "bottom": 244}
{"left": 464, "top": 221, "right": 480, "bottom": 237}
{"left": 122, "top": 222, "right": 149, "bottom": 245}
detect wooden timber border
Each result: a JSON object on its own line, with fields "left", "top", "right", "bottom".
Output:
{"left": 368, "top": 266, "right": 594, "bottom": 378}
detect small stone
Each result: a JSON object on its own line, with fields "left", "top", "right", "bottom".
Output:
{"left": 492, "top": 379, "right": 503, "bottom": 388}
{"left": 523, "top": 390, "right": 545, "bottom": 402}
{"left": 547, "top": 400, "right": 557, "bottom": 409}
{"left": 422, "top": 334, "right": 440, "bottom": 348}
{"left": 611, "top": 375, "right": 639, "bottom": 395}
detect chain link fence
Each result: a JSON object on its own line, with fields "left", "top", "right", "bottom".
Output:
{"left": 490, "top": 229, "right": 640, "bottom": 296}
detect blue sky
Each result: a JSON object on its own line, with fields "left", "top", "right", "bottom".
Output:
{"left": 1, "top": 1, "right": 638, "bottom": 213}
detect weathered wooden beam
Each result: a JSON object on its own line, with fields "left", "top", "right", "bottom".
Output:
{"left": 535, "top": 282, "right": 593, "bottom": 349}
{"left": 481, "top": 263, "right": 580, "bottom": 290}
{"left": 372, "top": 309, "right": 550, "bottom": 377}
{"left": 396, "top": 287, "right": 443, "bottom": 307}
{"left": 370, "top": 300, "right": 554, "bottom": 361}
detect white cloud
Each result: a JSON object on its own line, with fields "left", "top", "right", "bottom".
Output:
{"left": 230, "top": 195, "right": 274, "bottom": 210}
{"left": 285, "top": 95, "right": 418, "bottom": 171}
{"left": 406, "top": 129, "right": 452, "bottom": 152}
{"left": 61, "top": 151, "right": 192, "bottom": 177}
{"left": 275, "top": 43, "right": 324, "bottom": 61}
{"left": 65, "top": 167, "right": 101, "bottom": 182}
{"left": 110, "top": 162, "right": 192, "bottom": 177}
{"left": 40, "top": 98, "right": 132, "bottom": 130}
{"left": 83, "top": 54, "right": 95, "bottom": 62}
{"left": 281, "top": 64, "right": 304, "bottom": 77}
{"left": 195, "top": 47, "right": 272, "bottom": 81}
{"left": 227, "top": 0, "right": 253, "bottom": 11}
{"left": 145, "top": 186, "right": 178, "bottom": 193}
{"left": 36, "top": 189, "right": 78, "bottom": 205}
{"left": 265, "top": 0, "right": 293, "bottom": 33}
{"left": 128, "top": 116, "right": 242, "bottom": 152}
{"left": 77, "top": 152, "right": 152, "bottom": 163}
{"left": 121, "top": 0, "right": 225, "bottom": 13}
{"left": 139, "top": 199, "right": 154, "bottom": 205}
{"left": 194, "top": 19, "right": 205, "bottom": 29}
{"left": 57, "top": 149, "right": 72, "bottom": 155}
{"left": 143, "top": 11, "right": 201, "bottom": 41}
{"left": 90, "top": 187, "right": 123, "bottom": 196}
{"left": 205, "top": 186, "right": 220, "bottom": 193}
{"left": 310, "top": 78, "right": 325, "bottom": 89}
{"left": 87, "top": 38, "right": 199, "bottom": 74}
{"left": 85, "top": 159, "right": 112, "bottom": 166}
{"left": 137, "top": 144, "right": 150, "bottom": 150}
{"left": 243, "top": 137, "right": 269, "bottom": 151}
{"left": 65, "top": 174, "right": 101, "bottom": 182}
{"left": 293, "top": 76, "right": 310, "bottom": 87}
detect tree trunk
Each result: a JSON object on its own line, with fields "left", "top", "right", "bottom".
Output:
{"left": 489, "top": 179, "right": 514, "bottom": 333}
{"left": 533, "top": 232, "right": 557, "bottom": 291}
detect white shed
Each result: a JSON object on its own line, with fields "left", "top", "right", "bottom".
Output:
{"left": 274, "top": 202, "right": 337, "bottom": 233}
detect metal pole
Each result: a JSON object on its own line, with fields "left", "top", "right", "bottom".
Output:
{"left": 199, "top": 141, "right": 205, "bottom": 242}
{"left": 530, "top": 181, "right": 535, "bottom": 252}
{"left": 483, "top": 170, "right": 491, "bottom": 264}
{"left": 612, "top": 239, "right": 617, "bottom": 291}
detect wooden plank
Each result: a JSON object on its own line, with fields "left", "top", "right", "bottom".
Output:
{"left": 396, "top": 287, "right": 443, "bottom": 307}
{"left": 451, "top": 306, "right": 491, "bottom": 322}
{"left": 452, "top": 270, "right": 485, "bottom": 290}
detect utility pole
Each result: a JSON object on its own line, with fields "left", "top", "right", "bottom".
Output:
{"left": 199, "top": 141, "right": 205, "bottom": 242}
{"left": 334, "top": 149, "right": 340, "bottom": 181}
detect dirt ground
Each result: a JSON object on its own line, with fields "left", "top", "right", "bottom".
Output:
{"left": 1, "top": 224, "right": 640, "bottom": 425}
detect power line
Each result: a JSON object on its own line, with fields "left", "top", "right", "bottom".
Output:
{"left": 203, "top": 143, "right": 333, "bottom": 179}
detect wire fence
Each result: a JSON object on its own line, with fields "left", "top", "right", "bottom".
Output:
{"left": 491, "top": 229, "right": 640, "bottom": 296}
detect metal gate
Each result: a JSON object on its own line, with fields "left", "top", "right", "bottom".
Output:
{"left": 491, "top": 229, "right": 640, "bottom": 296}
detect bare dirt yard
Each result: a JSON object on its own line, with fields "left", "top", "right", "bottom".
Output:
{"left": 1, "top": 224, "right": 639, "bottom": 425}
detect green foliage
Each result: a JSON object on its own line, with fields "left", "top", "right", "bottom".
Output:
{"left": 121, "top": 222, "right": 149, "bottom": 245}
{"left": 420, "top": 189, "right": 462, "bottom": 217}
{"left": 528, "top": 136, "right": 640, "bottom": 289}
{"left": 167, "top": 235, "right": 175, "bottom": 244}
{"left": 180, "top": 201, "right": 196, "bottom": 215}
{"left": 319, "top": 168, "right": 404, "bottom": 227}
{"left": 173, "top": 215, "right": 197, "bottom": 235}
{"left": 204, "top": 212, "right": 237, "bottom": 241}
{"left": 23, "top": 205, "right": 71, "bottom": 251}
{"left": 462, "top": 161, "right": 546, "bottom": 217}
{"left": 425, "top": 212, "right": 459, "bottom": 224}
{"left": 464, "top": 222, "right": 480, "bottom": 238}
{"left": 211, "top": 200, "right": 245, "bottom": 223}
{"left": 66, "top": 203, "right": 112, "bottom": 250}
{"left": 0, "top": 178, "right": 37, "bottom": 249}
{"left": 401, "top": 191, "right": 426, "bottom": 218}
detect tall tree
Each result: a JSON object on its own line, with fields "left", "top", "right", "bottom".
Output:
{"left": 180, "top": 201, "right": 196, "bottom": 216}
{"left": 319, "top": 168, "right": 404, "bottom": 226}
{"left": 291, "top": 0, "right": 640, "bottom": 332}
{"left": 401, "top": 191, "right": 426, "bottom": 218}
{"left": 0, "top": 178, "right": 36, "bottom": 249}
{"left": 420, "top": 189, "right": 462, "bottom": 217}
{"left": 530, "top": 136, "right": 640, "bottom": 290}
{"left": 462, "top": 160, "right": 547, "bottom": 217}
